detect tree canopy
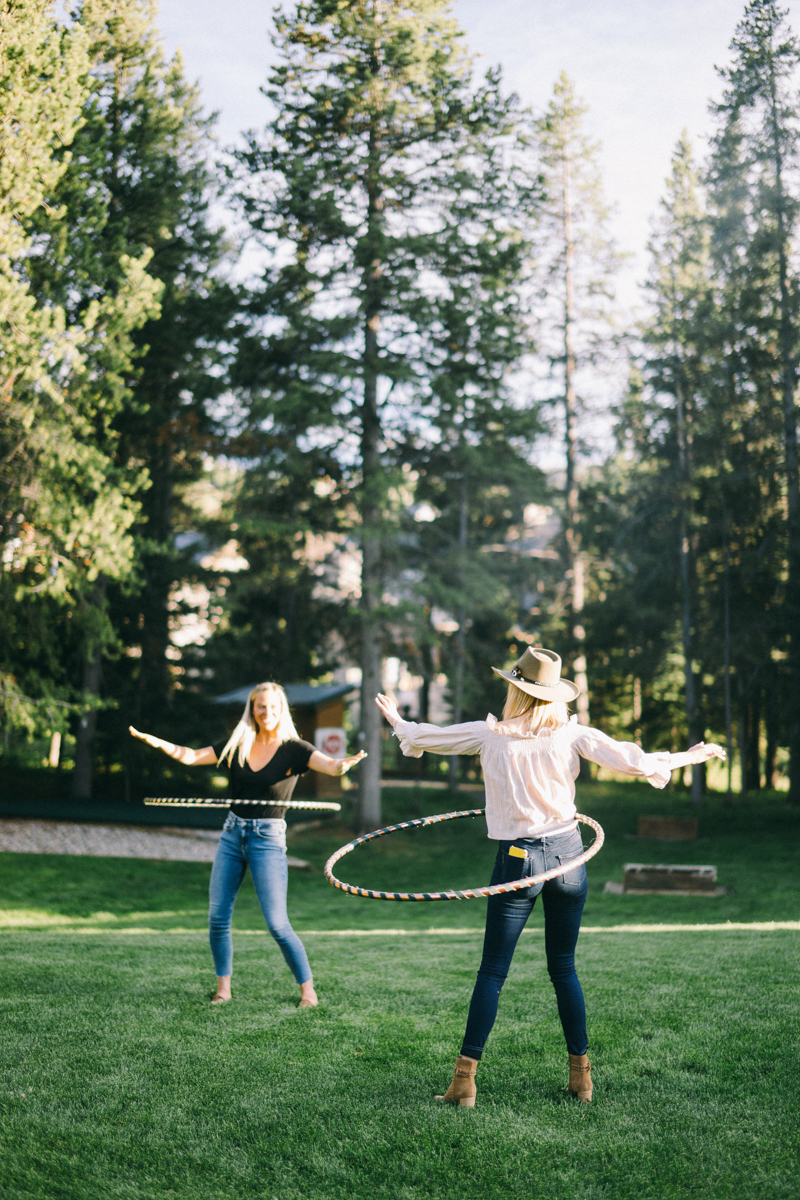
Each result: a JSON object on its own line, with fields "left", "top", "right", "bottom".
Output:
{"left": 2, "top": 0, "right": 800, "bottom": 812}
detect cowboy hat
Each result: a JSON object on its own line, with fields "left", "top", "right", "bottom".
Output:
{"left": 492, "top": 647, "right": 580, "bottom": 703}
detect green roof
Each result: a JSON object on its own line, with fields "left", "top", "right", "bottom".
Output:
{"left": 213, "top": 682, "right": 357, "bottom": 708}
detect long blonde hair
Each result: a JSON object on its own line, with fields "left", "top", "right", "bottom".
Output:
{"left": 501, "top": 683, "right": 569, "bottom": 735}
{"left": 217, "top": 682, "right": 299, "bottom": 768}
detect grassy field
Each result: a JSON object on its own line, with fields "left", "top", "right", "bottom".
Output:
{"left": 1, "top": 782, "right": 799, "bottom": 1199}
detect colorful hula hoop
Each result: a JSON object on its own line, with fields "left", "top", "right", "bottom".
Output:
{"left": 144, "top": 797, "right": 342, "bottom": 812}
{"left": 324, "top": 809, "right": 604, "bottom": 901}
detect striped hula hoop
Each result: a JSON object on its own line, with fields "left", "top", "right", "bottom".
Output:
{"left": 324, "top": 809, "right": 604, "bottom": 901}
{"left": 144, "top": 797, "right": 342, "bottom": 812}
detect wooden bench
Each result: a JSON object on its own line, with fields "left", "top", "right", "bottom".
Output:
{"left": 623, "top": 863, "right": 717, "bottom": 893}
{"left": 637, "top": 816, "right": 698, "bottom": 840}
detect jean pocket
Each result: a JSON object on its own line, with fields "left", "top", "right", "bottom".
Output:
{"left": 555, "top": 854, "right": 586, "bottom": 888}
{"left": 502, "top": 854, "right": 536, "bottom": 887}
{"left": 255, "top": 827, "right": 286, "bottom": 847}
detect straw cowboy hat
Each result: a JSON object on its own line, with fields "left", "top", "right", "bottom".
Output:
{"left": 492, "top": 647, "right": 580, "bottom": 703}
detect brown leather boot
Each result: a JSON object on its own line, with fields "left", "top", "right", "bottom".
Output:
{"left": 434, "top": 1055, "right": 478, "bottom": 1108}
{"left": 568, "top": 1053, "right": 592, "bottom": 1102}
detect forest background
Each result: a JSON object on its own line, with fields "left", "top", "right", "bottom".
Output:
{"left": 2, "top": 0, "right": 800, "bottom": 827}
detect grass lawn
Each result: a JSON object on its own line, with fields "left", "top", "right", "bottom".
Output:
{"left": 1, "top": 783, "right": 798, "bottom": 1199}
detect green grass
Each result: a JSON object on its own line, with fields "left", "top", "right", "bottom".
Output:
{"left": 1, "top": 783, "right": 799, "bottom": 1199}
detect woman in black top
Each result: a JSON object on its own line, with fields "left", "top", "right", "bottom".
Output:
{"left": 130, "top": 682, "right": 364, "bottom": 1007}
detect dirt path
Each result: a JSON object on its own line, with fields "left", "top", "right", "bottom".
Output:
{"left": 0, "top": 819, "right": 310, "bottom": 868}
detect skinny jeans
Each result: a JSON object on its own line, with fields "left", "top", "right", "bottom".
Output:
{"left": 208, "top": 813, "right": 312, "bottom": 984}
{"left": 461, "top": 827, "right": 589, "bottom": 1059}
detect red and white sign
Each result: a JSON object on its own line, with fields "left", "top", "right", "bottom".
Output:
{"left": 315, "top": 727, "right": 348, "bottom": 758}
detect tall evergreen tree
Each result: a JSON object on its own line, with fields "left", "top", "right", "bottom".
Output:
{"left": 15, "top": 0, "right": 230, "bottom": 794}
{"left": 235, "top": 0, "right": 538, "bottom": 826}
{"left": 641, "top": 135, "right": 716, "bottom": 802}
{"left": 708, "top": 0, "right": 800, "bottom": 800}
{"left": 533, "top": 73, "right": 622, "bottom": 729}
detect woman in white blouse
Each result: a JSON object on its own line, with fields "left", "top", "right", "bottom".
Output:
{"left": 375, "top": 646, "right": 724, "bottom": 1108}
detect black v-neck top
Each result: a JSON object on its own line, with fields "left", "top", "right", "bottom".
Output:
{"left": 212, "top": 738, "right": 316, "bottom": 819}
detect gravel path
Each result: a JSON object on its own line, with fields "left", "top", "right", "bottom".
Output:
{"left": 0, "top": 819, "right": 310, "bottom": 868}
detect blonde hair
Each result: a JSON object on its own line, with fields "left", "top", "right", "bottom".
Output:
{"left": 217, "top": 682, "right": 299, "bottom": 768}
{"left": 501, "top": 683, "right": 569, "bottom": 734}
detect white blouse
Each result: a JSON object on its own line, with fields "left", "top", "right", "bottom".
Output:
{"left": 393, "top": 714, "right": 673, "bottom": 841}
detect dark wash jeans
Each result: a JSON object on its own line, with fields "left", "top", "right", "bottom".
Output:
{"left": 461, "top": 827, "right": 589, "bottom": 1059}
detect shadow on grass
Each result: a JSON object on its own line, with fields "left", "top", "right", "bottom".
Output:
{"left": 1, "top": 783, "right": 799, "bottom": 932}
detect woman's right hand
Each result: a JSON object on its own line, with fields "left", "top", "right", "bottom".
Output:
{"left": 375, "top": 693, "right": 402, "bottom": 728}
{"left": 685, "top": 741, "right": 726, "bottom": 764}
{"left": 129, "top": 725, "right": 158, "bottom": 747}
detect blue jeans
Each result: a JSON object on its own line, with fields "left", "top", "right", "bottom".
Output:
{"left": 461, "top": 828, "right": 589, "bottom": 1059}
{"left": 208, "top": 814, "right": 312, "bottom": 984}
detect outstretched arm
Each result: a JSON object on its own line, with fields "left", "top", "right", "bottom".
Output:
{"left": 374, "top": 693, "right": 484, "bottom": 758}
{"left": 575, "top": 729, "right": 724, "bottom": 790}
{"left": 308, "top": 749, "right": 367, "bottom": 777}
{"left": 128, "top": 726, "right": 217, "bottom": 767}
{"left": 668, "top": 742, "right": 726, "bottom": 771}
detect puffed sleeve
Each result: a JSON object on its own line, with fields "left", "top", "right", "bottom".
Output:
{"left": 572, "top": 726, "right": 672, "bottom": 789}
{"left": 393, "top": 720, "right": 486, "bottom": 759}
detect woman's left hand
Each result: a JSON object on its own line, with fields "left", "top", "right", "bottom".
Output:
{"left": 336, "top": 750, "right": 367, "bottom": 775}
{"left": 375, "top": 693, "right": 401, "bottom": 728}
{"left": 686, "top": 741, "right": 726, "bottom": 763}
{"left": 309, "top": 748, "right": 367, "bottom": 777}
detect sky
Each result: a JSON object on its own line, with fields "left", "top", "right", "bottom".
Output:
{"left": 155, "top": 0, "right": 800, "bottom": 309}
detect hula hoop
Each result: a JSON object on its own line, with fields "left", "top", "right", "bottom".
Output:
{"left": 324, "top": 809, "right": 604, "bottom": 901}
{"left": 144, "top": 797, "right": 342, "bottom": 812}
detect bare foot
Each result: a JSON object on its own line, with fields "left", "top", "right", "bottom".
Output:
{"left": 298, "top": 979, "right": 318, "bottom": 1008}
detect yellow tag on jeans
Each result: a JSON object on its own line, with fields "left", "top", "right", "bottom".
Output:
{"left": 508, "top": 845, "right": 526, "bottom": 858}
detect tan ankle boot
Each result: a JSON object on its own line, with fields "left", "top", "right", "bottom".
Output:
{"left": 434, "top": 1056, "right": 478, "bottom": 1108}
{"left": 568, "top": 1053, "right": 592, "bottom": 1102}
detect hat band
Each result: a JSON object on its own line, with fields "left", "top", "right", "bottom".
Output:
{"left": 510, "top": 668, "right": 559, "bottom": 687}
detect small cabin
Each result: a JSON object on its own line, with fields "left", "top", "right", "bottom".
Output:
{"left": 213, "top": 682, "right": 358, "bottom": 798}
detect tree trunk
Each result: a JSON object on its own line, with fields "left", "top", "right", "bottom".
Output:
{"left": 738, "top": 675, "right": 748, "bottom": 802}
{"left": 357, "top": 102, "right": 385, "bottom": 832}
{"left": 722, "top": 498, "right": 734, "bottom": 805}
{"left": 767, "top": 68, "right": 800, "bottom": 803}
{"left": 72, "top": 580, "right": 106, "bottom": 800}
{"left": 413, "top": 623, "right": 434, "bottom": 794}
{"left": 72, "top": 652, "right": 101, "bottom": 800}
{"left": 358, "top": 556, "right": 383, "bottom": 830}
{"left": 418, "top": 639, "right": 431, "bottom": 725}
{"left": 357, "top": 343, "right": 383, "bottom": 828}
{"left": 764, "top": 672, "right": 779, "bottom": 789}
{"left": 749, "top": 686, "right": 762, "bottom": 791}
{"left": 134, "top": 409, "right": 175, "bottom": 727}
{"left": 561, "top": 143, "right": 590, "bottom": 747}
{"left": 675, "top": 378, "right": 703, "bottom": 804}
{"left": 448, "top": 475, "right": 468, "bottom": 792}
{"left": 632, "top": 676, "right": 642, "bottom": 746}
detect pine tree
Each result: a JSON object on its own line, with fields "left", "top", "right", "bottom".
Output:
{"left": 235, "top": 0, "right": 538, "bottom": 827}
{"left": 642, "top": 135, "right": 716, "bottom": 802}
{"left": 585, "top": 102, "right": 790, "bottom": 797}
{"left": 9, "top": 0, "right": 230, "bottom": 793}
{"left": 708, "top": 0, "right": 800, "bottom": 800}
{"left": 532, "top": 72, "right": 622, "bottom": 729}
